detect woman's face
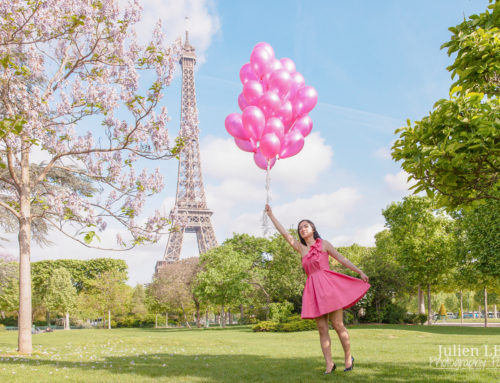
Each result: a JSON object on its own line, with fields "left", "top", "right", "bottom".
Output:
{"left": 298, "top": 221, "right": 314, "bottom": 239}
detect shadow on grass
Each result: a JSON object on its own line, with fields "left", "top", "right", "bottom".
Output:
{"left": 349, "top": 324, "right": 500, "bottom": 336}
{"left": 0, "top": 351, "right": 494, "bottom": 382}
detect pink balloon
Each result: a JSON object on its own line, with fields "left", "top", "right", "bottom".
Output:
{"left": 263, "top": 117, "right": 285, "bottom": 140}
{"left": 294, "top": 86, "right": 318, "bottom": 116}
{"left": 242, "top": 106, "right": 265, "bottom": 140}
{"left": 268, "top": 69, "right": 292, "bottom": 97}
{"left": 275, "top": 100, "right": 293, "bottom": 130}
{"left": 260, "top": 133, "right": 281, "bottom": 159}
{"left": 289, "top": 72, "right": 305, "bottom": 100}
{"left": 279, "top": 130, "right": 305, "bottom": 159}
{"left": 253, "top": 42, "right": 275, "bottom": 58}
{"left": 225, "top": 113, "right": 250, "bottom": 140}
{"left": 239, "top": 62, "right": 259, "bottom": 84}
{"left": 258, "top": 91, "right": 281, "bottom": 118}
{"left": 254, "top": 148, "right": 276, "bottom": 170}
{"left": 291, "top": 115, "right": 313, "bottom": 137}
{"left": 238, "top": 92, "right": 249, "bottom": 111}
{"left": 270, "top": 59, "right": 283, "bottom": 72}
{"left": 242, "top": 80, "right": 264, "bottom": 105}
{"left": 235, "top": 137, "right": 256, "bottom": 153}
{"left": 250, "top": 46, "right": 274, "bottom": 76}
{"left": 280, "top": 57, "right": 296, "bottom": 73}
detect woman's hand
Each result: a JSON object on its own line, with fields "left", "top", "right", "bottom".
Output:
{"left": 264, "top": 204, "right": 272, "bottom": 216}
{"left": 359, "top": 271, "right": 369, "bottom": 283}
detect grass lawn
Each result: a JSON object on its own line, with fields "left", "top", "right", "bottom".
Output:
{"left": 0, "top": 325, "right": 499, "bottom": 382}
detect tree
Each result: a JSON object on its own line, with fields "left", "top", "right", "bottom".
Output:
{"left": 0, "top": 252, "right": 18, "bottom": 318}
{"left": 392, "top": 1, "right": 499, "bottom": 209}
{"left": 454, "top": 199, "right": 500, "bottom": 327}
{"left": 86, "top": 269, "right": 130, "bottom": 329}
{"left": 356, "top": 231, "right": 412, "bottom": 321}
{"left": 130, "top": 284, "right": 148, "bottom": 317}
{"left": 44, "top": 267, "right": 77, "bottom": 330}
{"left": 0, "top": 0, "right": 181, "bottom": 352}
{"left": 152, "top": 257, "right": 200, "bottom": 328}
{"left": 194, "top": 244, "right": 252, "bottom": 327}
{"left": 382, "top": 196, "right": 456, "bottom": 323}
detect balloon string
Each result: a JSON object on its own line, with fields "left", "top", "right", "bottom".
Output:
{"left": 262, "top": 159, "right": 272, "bottom": 237}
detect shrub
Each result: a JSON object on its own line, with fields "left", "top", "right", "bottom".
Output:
{"left": 269, "top": 301, "right": 294, "bottom": 323}
{"left": 382, "top": 303, "right": 406, "bottom": 324}
{"left": 0, "top": 324, "right": 5, "bottom": 331}
{"left": 252, "top": 317, "right": 316, "bottom": 332}
{"left": 252, "top": 320, "right": 279, "bottom": 332}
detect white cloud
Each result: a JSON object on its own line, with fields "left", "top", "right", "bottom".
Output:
{"left": 384, "top": 170, "right": 416, "bottom": 192}
{"left": 138, "top": 0, "right": 221, "bottom": 63}
{"left": 373, "top": 146, "right": 392, "bottom": 160}
{"left": 229, "top": 187, "right": 362, "bottom": 237}
{"left": 201, "top": 132, "right": 333, "bottom": 193}
{"left": 331, "top": 223, "right": 385, "bottom": 247}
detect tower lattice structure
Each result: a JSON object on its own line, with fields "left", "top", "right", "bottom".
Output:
{"left": 155, "top": 31, "right": 217, "bottom": 273}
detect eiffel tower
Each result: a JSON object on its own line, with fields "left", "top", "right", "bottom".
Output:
{"left": 155, "top": 30, "right": 218, "bottom": 274}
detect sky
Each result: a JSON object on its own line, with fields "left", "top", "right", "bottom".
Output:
{"left": 3, "top": 0, "right": 490, "bottom": 285}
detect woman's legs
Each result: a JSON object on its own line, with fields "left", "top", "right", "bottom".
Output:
{"left": 329, "top": 309, "right": 352, "bottom": 368}
{"left": 315, "top": 314, "right": 334, "bottom": 372}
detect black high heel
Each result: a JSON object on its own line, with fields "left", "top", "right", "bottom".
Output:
{"left": 323, "top": 363, "right": 336, "bottom": 375}
{"left": 344, "top": 356, "right": 354, "bottom": 372}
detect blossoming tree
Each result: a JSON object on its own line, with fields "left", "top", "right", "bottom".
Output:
{"left": 0, "top": 0, "right": 182, "bottom": 353}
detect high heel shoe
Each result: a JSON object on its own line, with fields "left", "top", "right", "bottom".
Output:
{"left": 344, "top": 356, "right": 354, "bottom": 372}
{"left": 323, "top": 363, "right": 336, "bottom": 375}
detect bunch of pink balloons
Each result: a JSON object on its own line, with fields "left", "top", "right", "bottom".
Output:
{"left": 225, "top": 42, "right": 318, "bottom": 170}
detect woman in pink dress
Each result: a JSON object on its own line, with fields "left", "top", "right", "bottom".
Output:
{"left": 265, "top": 204, "right": 370, "bottom": 375}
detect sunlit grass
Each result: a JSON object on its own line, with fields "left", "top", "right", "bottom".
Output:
{"left": 0, "top": 325, "right": 498, "bottom": 382}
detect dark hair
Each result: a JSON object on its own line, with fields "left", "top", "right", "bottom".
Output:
{"left": 297, "top": 219, "right": 321, "bottom": 246}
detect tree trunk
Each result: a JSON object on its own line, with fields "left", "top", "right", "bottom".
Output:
{"left": 64, "top": 312, "right": 70, "bottom": 330}
{"left": 427, "top": 284, "right": 432, "bottom": 325}
{"left": 484, "top": 287, "right": 488, "bottom": 328}
{"left": 418, "top": 285, "right": 425, "bottom": 315}
{"left": 18, "top": 138, "right": 32, "bottom": 354}
{"left": 165, "top": 312, "right": 168, "bottom": 328}
{"left": 494, "top": 304, "right": 498, "bottom": 320}
{"left": 195, "top": 300, "right": 201, "bottom": 328}
{"left": 221, "top": 303, "right": 225, "bottom": 328}
{"left": 460, "top": 290, "right": 463, "bottom": 325}
{"left": 180, "top": 303, "right": 191, "bottom": 328}
{"left": 46, "top": 311, "right": 51, "bottom": 327}
{"left": 228, "top": 308, "right": 232, "bottom": 326}
{"left": 205, "top": 308, "right": 209, "bottom": 328}
{"left": 108, "top": 310, "right": 111, "bottom": 329}
{"left": 239, "top": 304, "right": 244, "bottom": 324}
{"left": 1, "top": 311, "right": 5, "bottom": 319}
{"left": 155, "top": 313, "right": 158, "bottom": 329}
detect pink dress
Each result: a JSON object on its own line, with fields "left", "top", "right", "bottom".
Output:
{"left": 301, "top": 238, "right": 370, "bottom": 319}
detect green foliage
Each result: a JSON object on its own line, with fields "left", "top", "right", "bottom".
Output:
{"left": 0, "top": 323, "right": 5, "bottom": 331}
{"left": 392, "top": 1, "right": 500, "bottom": 209}
{"left": 0, "top": 258, "right": 19, "bottom": 314}
{"left": 454, "top": 199, "right": 500, "bottom": 286}
{"left": 382, "top": 196, "right": 456, "bottom": 286}
{"left": 44, "top": 267, "right": 77, "bottom": 315}
{"left": 195, "top": 244, "right": 252, "bottom": 308}
{"left": 364, "top": 303, "right": 407, "bottom": 324}
{"left": 268, "top": 301, "right": 294, "bottom": 323}
{"left": 252, "top": 315, "right": 317, "bottom": 332}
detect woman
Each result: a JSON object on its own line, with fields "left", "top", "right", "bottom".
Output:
{"left": 265, "top": 204, "right": 370, "bottom": 374}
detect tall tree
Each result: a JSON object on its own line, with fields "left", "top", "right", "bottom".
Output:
{"left": 0, "top": 252, "right": 18, "bottom": 318}
{"left": 152, "top": 257, "right": 200, "bottom": 328}
{"left": 86, "top": 269, "right": 130, "bottom": 329}
{"left": 0, "top": 0, "right": 181, "bottom": 352}
{"left": 44, "top": 267, "right": 77, "bottom": 329}
{"left": 392, "top": 1, "right": 499, "bottom": 209}
{"left": 194, "top": 244, "right": 252, "bottom": 327}
{"left": 382, "top": 196, "right": 456, "bottom": 323}
{"left": 454, "top": 199, "right": 500, "bottom": 327}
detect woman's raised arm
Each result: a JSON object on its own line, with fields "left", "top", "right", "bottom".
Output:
{"left": 265, "top": 204, "right": 303, "bottom": 253}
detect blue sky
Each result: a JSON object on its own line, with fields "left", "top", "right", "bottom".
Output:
{"left": 14, "top": 0, "right": 490, "bottom": 285}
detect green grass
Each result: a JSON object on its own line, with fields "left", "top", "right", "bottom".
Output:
{"left": 0, "top": 325, "right": 499, "bottom": 382}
